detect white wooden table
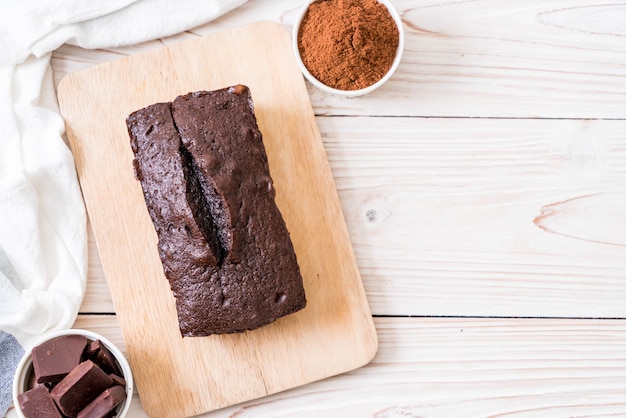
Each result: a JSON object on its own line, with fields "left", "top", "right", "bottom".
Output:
{"left": 12, "top": 1, "right": 626, "bottom": 416}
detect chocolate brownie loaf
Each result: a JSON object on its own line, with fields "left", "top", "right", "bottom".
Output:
{"left": 127, "top": 85, "right": 306, "bottom": 337}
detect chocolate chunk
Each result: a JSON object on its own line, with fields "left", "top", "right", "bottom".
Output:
{"left": 77, "top": 385, "right": 127, "bottom": 418}
{"left": 84, "top": 339, "right": 99, "bottom": 357}
{"left": 50, "top": 360, "right": 113, "bottom": 418}
{"left": 85, "top": 340, "right": 122, "bottom": 376}
{"left": 17, "top": 385, "right": 62, "bottom": 418}
{"left": 109, "top": 373, "right": 126, "bottom": 387}
{"left": 26, "top": 368, "right": 39, "bottom": 391}
{"left": 32, "top": 335, "right": 87, "bottom": 384}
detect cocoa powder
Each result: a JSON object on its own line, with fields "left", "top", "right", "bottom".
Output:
{"left": 297, "top": 0, "right": 400, "bottom": 91}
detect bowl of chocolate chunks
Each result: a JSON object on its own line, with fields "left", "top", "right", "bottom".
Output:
{"left": 12, "top": 329, "right": 133, "bottom": 418}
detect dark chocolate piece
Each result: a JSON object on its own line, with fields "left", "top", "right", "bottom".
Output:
{"left": 32, "top": 335, "right": 87, "bottom": 384}
{"left": 77, "top": 385, "right": 127, "bottom": 418}
{"left": 127, "top": 85, "right": 306, "bottom": 337}
{"left": 109, "top": 373, "right": 126, "bottom": 387}
{"left": 50, "top": 360, "right": 113, "bottom": 418}
{"left": 26, "top": 368, "right": 38, "bottom": 391}
{"left": 85, "top": 340, "right": 122, "bottom": 376}
{"left": 17, "top": 385, "right": 62, "bottom": 418}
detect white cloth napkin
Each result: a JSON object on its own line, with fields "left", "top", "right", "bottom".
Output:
{"left": 0, "top": 0, "right": 246, "bottom": 414}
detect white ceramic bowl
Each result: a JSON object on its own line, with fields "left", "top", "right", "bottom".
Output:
{"left": 12, "top": 329, "right": 133, "bottom": 418}
{"left": 293, "top": 0, "right": 405, "bottom": 97}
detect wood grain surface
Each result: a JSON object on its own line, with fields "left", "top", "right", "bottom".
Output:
{"left": 50, "top": 0, "right": 626, "bottom": 119}
{"left": 72, "top": 315, "right": 626, "bottom": 417}
{"left": 57, "top": 21, "right": 376, "bottom": 418}
{"left": 5, "top": 1, "right": 624, "bottom": 417}
{"left": 78, "top": 117, "right": 626, "bottom": 319}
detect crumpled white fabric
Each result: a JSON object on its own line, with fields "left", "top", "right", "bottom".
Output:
{"left": 0, "top": 0, "right": 247, "bottom": 350}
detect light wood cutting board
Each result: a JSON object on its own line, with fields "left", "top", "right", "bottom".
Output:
{"left": 57, "top": 21, "right": 377, "bottom": 417}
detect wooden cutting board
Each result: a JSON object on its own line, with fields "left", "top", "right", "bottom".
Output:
{"left": 58, "top": 21, "right": 377, "bottom": 417}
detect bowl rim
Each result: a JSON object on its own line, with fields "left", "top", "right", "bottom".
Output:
{"left": 12, "top": 328, "right": 133, "bottom": 418}
{"left": 292, "top": 0, "right": 405, "bottom": 97}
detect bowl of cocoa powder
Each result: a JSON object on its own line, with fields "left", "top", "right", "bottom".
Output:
{"left": 293, "top": 0, "right": 404, "bottom": 97}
